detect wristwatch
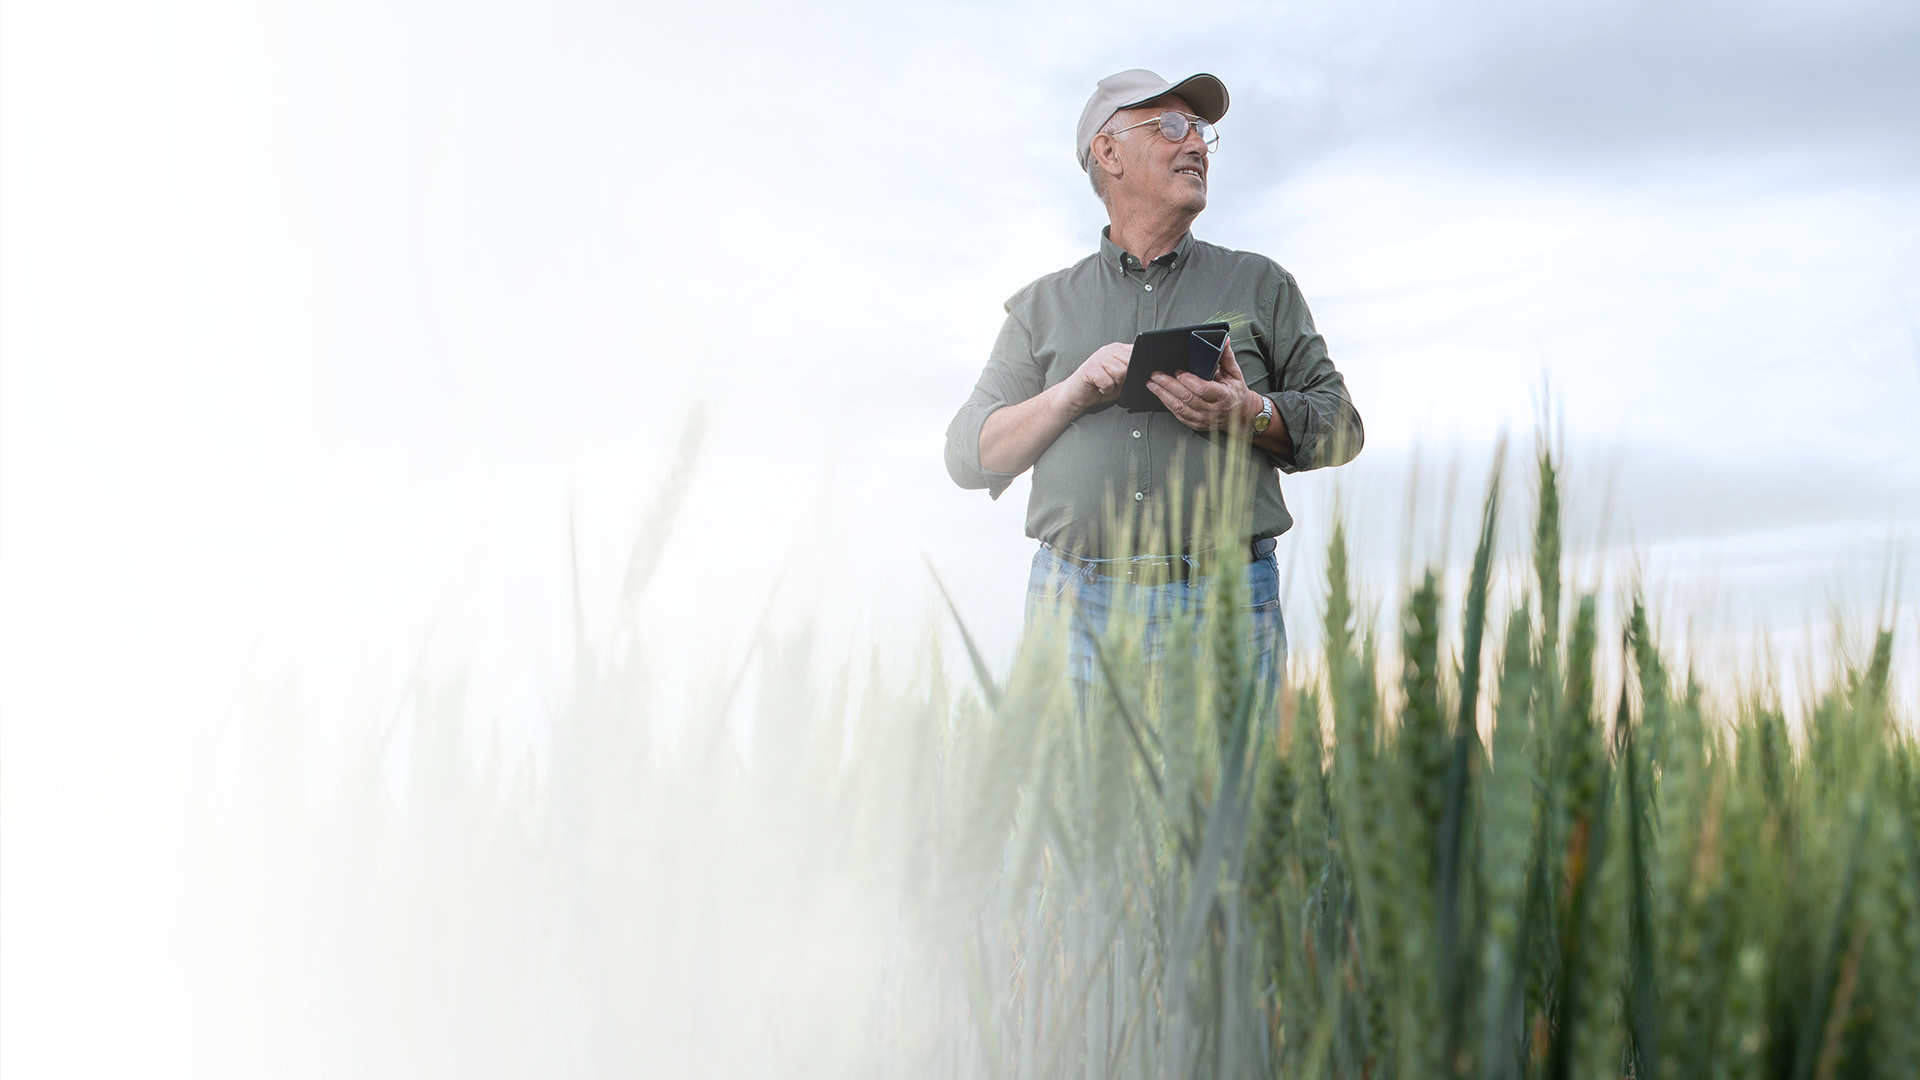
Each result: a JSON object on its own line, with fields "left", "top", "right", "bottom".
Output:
{"left": 1250, "top": 394, "right": 1274, "bottom": 436}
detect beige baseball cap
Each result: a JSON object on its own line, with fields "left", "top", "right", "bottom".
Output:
{"left": 1075, "top": 69, "right": 1229, "bottom": 171}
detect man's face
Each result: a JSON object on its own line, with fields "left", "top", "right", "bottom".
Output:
{"left": 1103, "top": 93, "right": 1210, "bottom": 215}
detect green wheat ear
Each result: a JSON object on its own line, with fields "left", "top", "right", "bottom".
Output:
{"left": 1204, "top": 308, "right": 1258, "bottom": 343}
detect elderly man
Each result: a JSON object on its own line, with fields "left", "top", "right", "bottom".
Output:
{"left": 944, "top": 69, "right": 1363, "bottom": 695}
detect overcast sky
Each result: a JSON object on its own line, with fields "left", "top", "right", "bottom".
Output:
{"left": 6, "top": 0, "right": 1917, "bottom": 734}
{"left": 5, "top": 0, "right": 1919, "bottom": 1070}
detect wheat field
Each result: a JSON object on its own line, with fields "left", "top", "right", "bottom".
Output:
{"left": 187, "top": 442, "right": 1915, "bottom": 1079}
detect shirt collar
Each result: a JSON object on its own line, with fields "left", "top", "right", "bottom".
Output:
{"left": 1100, "top": 226, "right": 1196, "bottom": 273}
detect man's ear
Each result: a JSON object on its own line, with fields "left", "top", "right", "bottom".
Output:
{"left": 1091, "top": 134, "right": 1124, "bottom": 183}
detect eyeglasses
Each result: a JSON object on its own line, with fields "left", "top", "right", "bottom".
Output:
{"left": 1104, "top": 111, "right": 1220, "bottom": 153}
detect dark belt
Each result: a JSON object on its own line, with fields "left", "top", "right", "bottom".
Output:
{"left": 1041, "top": 537, "right": 1276, "bottom": 586}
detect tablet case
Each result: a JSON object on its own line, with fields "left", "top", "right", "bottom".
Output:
{"left": 1117, "top": 322, "right": 1231, "bottom": 412}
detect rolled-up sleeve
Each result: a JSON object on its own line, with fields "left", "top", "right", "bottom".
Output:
{"left": 944, "top": 309, "right": 1044, "bottom": 499}
{"left": 1265, "top": 273, "right": 1363, "bottom": 474}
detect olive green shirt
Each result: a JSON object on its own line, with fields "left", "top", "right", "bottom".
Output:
{"left": 945, "top": 228, "right": 1364, "bottom": 556}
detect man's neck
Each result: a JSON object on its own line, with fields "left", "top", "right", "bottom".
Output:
{"left": 1106, "top": 206, "right": 1197, "bottom": 265}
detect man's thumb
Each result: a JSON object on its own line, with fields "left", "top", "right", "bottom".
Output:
{"left": 1219, "top": 339, "right": 1242, "bottom": 378}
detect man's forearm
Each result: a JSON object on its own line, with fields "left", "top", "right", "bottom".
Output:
{"left": 979, "top": 384, "right": 1080, "bottom": 476}
{"left": 1241, "top": 390, "right": 1295, "bottom": 461}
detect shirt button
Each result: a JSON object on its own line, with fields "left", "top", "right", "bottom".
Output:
{"left": 1132, "top": 430, "right": 1142, "bottom": 438}
{"left": 1134, "top": 491, "right": 1145, "bottom": 501}
{"left": 1144, "top": 284, "right": 1153, "bottom": 291}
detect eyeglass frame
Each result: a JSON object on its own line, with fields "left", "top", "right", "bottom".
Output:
{"left": 1100, "top": 110, "right": 1220, "bottom": 153}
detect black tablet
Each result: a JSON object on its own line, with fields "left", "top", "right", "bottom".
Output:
{"left": 1117, "top": 322, "right": 1231, "bottom": 412}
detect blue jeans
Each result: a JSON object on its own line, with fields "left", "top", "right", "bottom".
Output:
{"left": 1022, "top": 541, "right": 1287, "bottom": 720}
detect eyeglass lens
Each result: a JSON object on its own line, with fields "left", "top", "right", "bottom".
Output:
{"left": 1156, "top": 112, "right": 1218, "bottom": 151}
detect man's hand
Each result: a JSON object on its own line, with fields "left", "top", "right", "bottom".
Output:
{"left": 1057, "top": 342, "right": 1134, "bottom": 412}
{"left": 1148, "top": 335, "right": 1262, "bottom": 432}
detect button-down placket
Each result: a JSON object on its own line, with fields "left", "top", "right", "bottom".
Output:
{"left": 1115, "top": 247, "right": 1189, "bottom": 540}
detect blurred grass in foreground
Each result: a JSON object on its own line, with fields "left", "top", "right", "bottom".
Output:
{"left": 208, "top": 439, "right": 1915, "bottom": 1079}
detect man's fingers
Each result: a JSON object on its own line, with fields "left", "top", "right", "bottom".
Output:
{"left": 1149, "top": 370, "right": 1243, "bottom": 431}
{"left": 1073, "top": 347, "right": 1138, "bottom": 404}
{"left": 1148, "top": 380, "right": 1211, "bottom": 430}
{"left": 1176, "top": 372, "right": 1233, "bottom": 402}
{"left": 1154, "top": 373, "right": 1213, "bottom": 410}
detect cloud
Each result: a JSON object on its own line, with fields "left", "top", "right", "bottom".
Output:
{"left": 1413, "top": 1, "right": 1920, "bottom": 171}
{"left": 1163, "top": 0, "right": 1920, "bottom": 184}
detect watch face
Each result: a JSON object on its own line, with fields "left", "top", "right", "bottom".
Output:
{"left": 1252, "top": 399, "right": 1272, "bottom": 433}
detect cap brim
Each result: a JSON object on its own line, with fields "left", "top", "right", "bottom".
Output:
{"left": 1121, "top": 73, "right": 1228, "bottom": 124}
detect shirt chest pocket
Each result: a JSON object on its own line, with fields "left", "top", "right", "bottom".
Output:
{"left": 1230, "top": 332, "right": 1275, "bottom": 393}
